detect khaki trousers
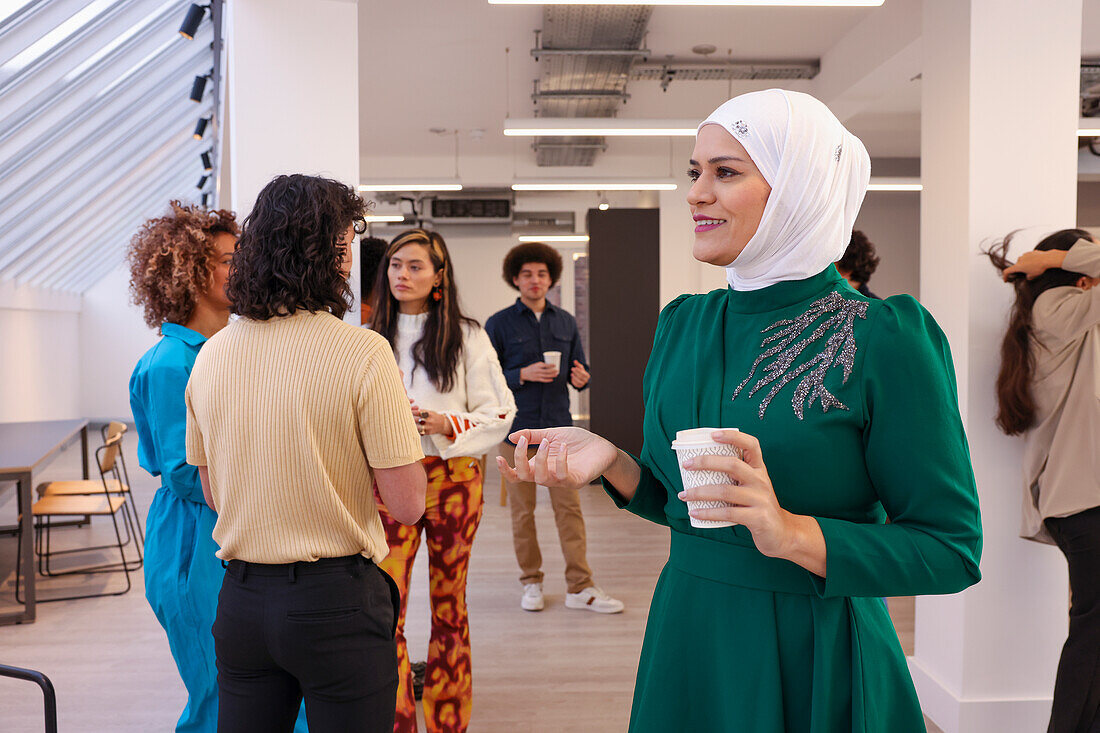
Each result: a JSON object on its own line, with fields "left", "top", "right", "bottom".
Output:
{"left": 501, "top": 442, "right": 593, "bottom": 594}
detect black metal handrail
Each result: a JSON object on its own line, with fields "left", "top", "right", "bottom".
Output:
{"left": 0, "top": 663, "right": 57, "bottom": 733}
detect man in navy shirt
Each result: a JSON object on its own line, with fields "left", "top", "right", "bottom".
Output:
{"left": 486, "top": 242, "right": 624, "bottom": 614}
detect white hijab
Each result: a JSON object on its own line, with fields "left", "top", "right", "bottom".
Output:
{"left": 698, "top": 89, "right": 871, "bottom": 291}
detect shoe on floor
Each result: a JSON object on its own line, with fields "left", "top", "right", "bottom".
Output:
{"left": 565, "top": 586, "right": 624, "bottom": 614}
{"left": 521, "top": 582, "right": 544, "bottom": 611}
{"left": 411, "top": 661, "right": 426, "bottom": 701}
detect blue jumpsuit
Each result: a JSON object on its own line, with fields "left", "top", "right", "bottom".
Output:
{"left": 130, "top": 323, "right": 308, "bottom": 733}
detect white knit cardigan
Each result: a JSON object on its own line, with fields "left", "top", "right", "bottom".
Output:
{"left": 393, "top": 312, "right": 517, "bottom": 460}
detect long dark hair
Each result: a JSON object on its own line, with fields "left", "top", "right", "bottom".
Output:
{"left": 227, "top": 174, "right": 366, "bottom": 320}
{"left": 984, "top": 228, "right": 1091, "bottom": 435}
{"left": 371, "top": 229, "right": 478, "bottom": 392}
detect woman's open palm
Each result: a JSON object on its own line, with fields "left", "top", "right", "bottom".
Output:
{"left": 497, "top": 427, "right": 617, "bottom": 490}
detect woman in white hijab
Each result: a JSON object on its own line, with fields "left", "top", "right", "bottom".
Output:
{"left": 498, "top": 89, "right": 982, "bottom": 732}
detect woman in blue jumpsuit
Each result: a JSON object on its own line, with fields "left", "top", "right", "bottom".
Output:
{"left": 126, "top": 202, "right": 308, "bottom": 732}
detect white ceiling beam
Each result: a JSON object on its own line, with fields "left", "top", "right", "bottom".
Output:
{"left": 812, "top": 0, "right": 922, "bottom": 123}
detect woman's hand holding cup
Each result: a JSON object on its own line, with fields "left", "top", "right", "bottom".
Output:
{"left": 677, "top": 429, "right": 812, "bottom": 564}
{"left": 496, "top": 427, "right": 617, "bottom": 491}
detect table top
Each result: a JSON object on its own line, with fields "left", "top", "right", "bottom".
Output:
{"left": 0, "top": 419, "right": 88, "bottom": 476}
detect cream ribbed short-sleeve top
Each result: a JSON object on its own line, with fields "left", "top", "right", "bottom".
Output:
{"left": 185, "top": 309, "right": 423, "bottom": 563}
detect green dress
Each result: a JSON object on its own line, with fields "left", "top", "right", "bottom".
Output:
{"left": 604, "top": 267, "right": 982, "bottom": 732}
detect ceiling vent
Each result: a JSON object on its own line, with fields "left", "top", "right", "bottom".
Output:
{"left": 532, "top": 6, "right": 653, "bottom": 167}
{"left": 511, "top": 210, "right": 576, "bottom": 233}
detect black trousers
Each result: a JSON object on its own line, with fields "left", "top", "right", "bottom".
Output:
{"left": 1046, "top": 506, "right": 1100, "bottom": 733}
{"left": 213, "top": 554, "right": 401, "bottom": 733}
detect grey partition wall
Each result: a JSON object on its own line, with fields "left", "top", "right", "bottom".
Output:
{"left": 587, "top": 208, "right": 660, "bottom": 456}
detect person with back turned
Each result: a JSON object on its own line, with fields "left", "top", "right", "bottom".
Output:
{"left": 184, "top": 174, "right": 426, "bottom": 733}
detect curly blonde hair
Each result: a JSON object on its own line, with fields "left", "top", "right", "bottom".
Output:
{"left": 128, "top": 201, "right": 238, "bottom": 330}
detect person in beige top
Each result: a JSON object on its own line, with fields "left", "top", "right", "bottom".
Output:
{"left": 988, "top": 229, "right": 1100, "bottom": 733}
{"left": 185, "top": 174, "right": 426, "bottom": 733}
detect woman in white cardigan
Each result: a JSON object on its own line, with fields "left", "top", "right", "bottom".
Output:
{"left": 370, "top": 228, "right": 515, "bottom": 733}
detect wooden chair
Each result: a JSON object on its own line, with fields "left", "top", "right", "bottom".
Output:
{"left": 35, "top": 421, "right": 143, "bottom": 548}
{"left": 15, "top": 433, "right": 140, "bottom": 603}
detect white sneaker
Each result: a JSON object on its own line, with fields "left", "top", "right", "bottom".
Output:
{"left": 565, "top": 586, "right": 624, "bottom": 614}
{"left": 521, "top": 583, "right": 544, "bottom": 611}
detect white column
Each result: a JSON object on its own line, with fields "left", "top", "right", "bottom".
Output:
{"left": 914, "top": 2, "right": 1081, "bottom": 731}
{"left": 225, "top": 0, "right": 361, "bottom": 322}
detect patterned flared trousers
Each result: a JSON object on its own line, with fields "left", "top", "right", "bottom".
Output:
{"left": 376, "top": 455, "right": 484, "bottom": 733}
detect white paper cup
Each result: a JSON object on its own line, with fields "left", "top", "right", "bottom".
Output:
{"left": 542, "top": 350, "right": 562, "bottom": 372}
{"left": 671, "top": 427, "right": 740, "bottom": 529}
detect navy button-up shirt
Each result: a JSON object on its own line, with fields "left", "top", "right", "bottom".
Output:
{"left": 485, "top": 299, "right": 589, "bottom": 441}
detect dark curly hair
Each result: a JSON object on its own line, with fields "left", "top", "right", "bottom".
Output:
{"left": 984, "top": 228, "right": 1092, "bottom": 435}
{"left": 836, "top": 230, "right": 880, "bottom": 286}
{"left": 227, "top": 174, "right": 366, "bottom": 320}
{"left": 370, "top": 229, "right": 478, "bottom": 393}
{"left": 127, "top": 200, "right": 238, "bottom": 331}
{"left": 502, "top": 241, "right": 563, "bottom": 290}
{"left": 360, "top": 236, "right": 388, "bottom": 301}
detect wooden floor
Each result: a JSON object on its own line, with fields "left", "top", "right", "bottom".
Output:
{"left": 0, "top": 438, "right": 940, "bottom": 732}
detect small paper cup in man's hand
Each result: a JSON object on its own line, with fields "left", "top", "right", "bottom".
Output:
{"left": 671, "top": 428, "right": 741, "bottom": 529}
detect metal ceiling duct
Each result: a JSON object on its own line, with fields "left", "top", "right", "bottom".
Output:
{"left": 533, "top": 5, "right": 652, "bottom": 167}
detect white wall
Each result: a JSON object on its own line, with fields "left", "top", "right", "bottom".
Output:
{"left": 854, "top": 190, "right": 921, "bottom": 298}
{"left": 0, "top": 283, "right": 81, "bottom": 422}
{"left": 226, "top": 0, "right": 360, "bottom": 322}
{"left": 79, "top": 264, "right": 159, "bottom": 421}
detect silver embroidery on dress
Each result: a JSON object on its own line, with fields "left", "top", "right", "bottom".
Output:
{"left": 833, "top": 143, "right": 843, "bottom": 162}
{"left": 732, "top": 291, "right": 868, "bottom": 420}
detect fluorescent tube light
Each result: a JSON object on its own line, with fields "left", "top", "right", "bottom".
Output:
{"left": 1078, "top": 128, "right": 1100, "bottom": 137}
{"left": 358, "top": 183, "right": 463, "bottom": 192}
{"left": 518, "top": 235, "right": 590, "bottom": 242}
{"left": 505, "top": 118, "right": 697, "bottom": 137}
{"left": 490, "top": 0, "right": 883, "bottom": 5}
{"left": 513, "top": 182, "right": 677, "bottom": 191}
{"left": 866, "top": 177, "right": 922, "bottom": 192}
{"left": 364, "top": 215, "right": 406, "bottom": 223}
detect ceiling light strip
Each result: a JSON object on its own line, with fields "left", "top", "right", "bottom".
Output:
{"left": 505, "top": 118, "right": 697, "bottom": 137}
{"left": 490, "top": 0, "right": 883, "bottom": 5}
{"left": 866, "top": 177, "right": 922, "bottom": 192}
{"left": 364, "top": 215, "right": 405, "bottom": 222}
{"left": 513, "top": 182, "right": 677, "bottom": 191}
{"left": 359, "top": 183, "right": 463, "bottom": 192}
{"left": 518, "top": 235, "right": 590, "bottom": 242}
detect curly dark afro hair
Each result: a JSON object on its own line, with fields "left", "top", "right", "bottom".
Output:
{"left": 836, "top": 230, "right": 880, "bottom": 285}
{"left": 502, "top": 241, "right": 563, "bottom": 290}
{"left": 227, "top": 174, "right": 366, "bottom": 321}
{"left": 127, "top": 200, "right": 238, "bottom": 331}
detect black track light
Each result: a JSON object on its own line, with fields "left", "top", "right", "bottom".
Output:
{"left": 201, "top": 193, "right": 211, "bottom": 207}
{"left": 201, "top": 151, "right": 213, "bottom": 171}
{"left": 179, "top": 4, "right": 207, "bottom": 40}
{"left": 197, "top": 175, "right": 209, "bottom": 189}
{"left": 189, "top": 71, "right": 211, "bottom": 102}
{"left": 193, "top": 116, "right": 210, "bottom": 139}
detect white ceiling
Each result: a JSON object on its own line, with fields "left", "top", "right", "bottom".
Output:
{"left": 359, "top": 0, "right": 1100, "bottom": 167}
